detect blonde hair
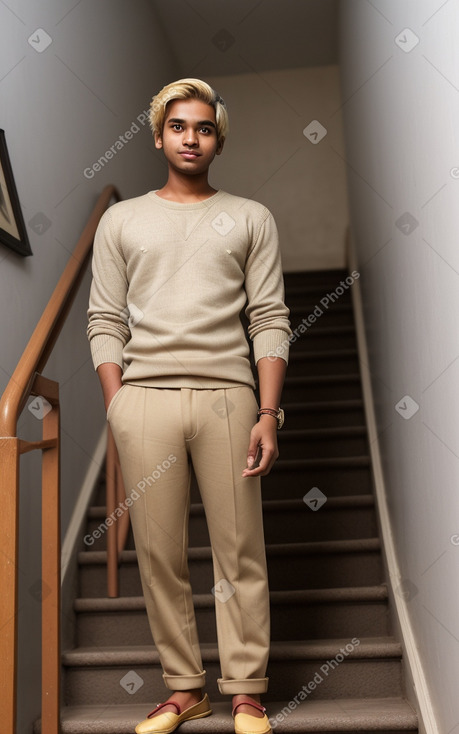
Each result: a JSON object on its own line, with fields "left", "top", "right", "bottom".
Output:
{"left": 150, "top": 78, "right": 229, "bottom": 142}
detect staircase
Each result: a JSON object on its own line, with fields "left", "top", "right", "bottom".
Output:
{"left": 40, "top": 269, "right": 418, "bottom": 733}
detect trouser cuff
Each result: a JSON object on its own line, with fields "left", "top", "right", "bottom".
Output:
{"left": 218, "top": 677, "right": 269, "bottom": 694}
{"left": 162, "top": 670, "right": 207, "bottom": 690}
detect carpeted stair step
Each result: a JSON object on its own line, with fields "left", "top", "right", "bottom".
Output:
{"left": 62, "top": 637, "right": 404, "bottom": 706}
{"left": 260, "top": 456, "right": 372, "bottom": 499}
{"left": 281, "top": 399, "right": 365, "bottom": 429}
{"left": 287, "top": 347, "right": 359, "bottom": 376}
{"left": 34, "top": 697, "right": 417, "bottom": 733}
{"left": 78, "top": 537, "right": 382, "bottom": 597}
{"left": 284, "top": 326, "right": 357, "bottom": 352}
{"left": 282, "top": 285, "right": 352, "bottom": 306}
{"left": 287, "top": 328, "right": 357, "bottom": 352}
{"left": 277, "top": 426, "right": 368, "bottom": 459}
{"left": 283, "top": 268, "right": 350, "bottom": 286}
{"left": 74, "top": 584, "right": 390, "bottom": 647}
{"left": 189, "top": 494, "right": 378, "bottom": 547}
{"left": 261, "top": 495, "right": 377, "bottom": 544}
{"left": 86, "top": 494, "right": 377, "bottom": 551}
{"left": 266, "top": 538, "right": 382, "bottom": 591}
{"left": 94, "top": 453, "right": 373, "bottom": 513}
{"left": 282, "top": 374, "right": 362, "bottom": 402}
{"left": 288, "top": 302, "right": 354, "bottom": 327}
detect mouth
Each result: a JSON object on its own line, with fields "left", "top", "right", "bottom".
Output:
{"left": 179, "top": 151, "right": 201, "bottom": 159}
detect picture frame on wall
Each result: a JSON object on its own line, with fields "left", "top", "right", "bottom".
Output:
{"left": 0, "top": 129, "right": 32, "bottom": 257}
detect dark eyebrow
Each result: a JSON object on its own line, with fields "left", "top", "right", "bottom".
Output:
{"left": 167, "top": 117, "right": 216, "bottom": 129}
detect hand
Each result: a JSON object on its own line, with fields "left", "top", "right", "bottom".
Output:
{"left": 242, "top": 415, "right": 279, "bottom": 477}
{"left": 96, "top": 363, "right": 123, "bottom": 413}
{"left": 104, "top": 384, "right": 123, "bottom": 414}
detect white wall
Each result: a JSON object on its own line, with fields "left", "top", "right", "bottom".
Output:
{"left": 206, "top": 67, "right": 349, "bottom": 271}
{"left": 339, "top": 2, "right": 459, "bottom": 730}
{"left": 0, "top": 1, "right": 178, "bottom": 730}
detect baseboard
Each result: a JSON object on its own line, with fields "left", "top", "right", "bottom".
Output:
{"left": 346, "top": 228, "right": 438, "bottom": 734}
{"left": 61, "top": 425, "right": 107, "bottom": 650}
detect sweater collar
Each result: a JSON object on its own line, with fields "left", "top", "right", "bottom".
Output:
{"left": 148, "top": 189, "right": 225, "bottom": 209}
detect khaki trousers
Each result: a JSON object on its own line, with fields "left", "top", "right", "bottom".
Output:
{"left": 107, "top": 384, "right": 270, "bottom": 695}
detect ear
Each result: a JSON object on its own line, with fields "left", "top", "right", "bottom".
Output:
{"left": 154, "top": 131, "right": 163, "bottom": 149}
{"left": 216, "top": 137, "right": 225, "bottom": 155}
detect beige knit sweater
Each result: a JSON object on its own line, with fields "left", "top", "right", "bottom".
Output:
{"left": 87, "top": 189, "right": 291, "bottom": 389}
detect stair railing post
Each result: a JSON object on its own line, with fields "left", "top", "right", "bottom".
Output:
{"left": 106, "top": 425, "right": 119, "bottom": 597}
{"left": 0, "top": 437, "right": 21, "bottom": 734}
{"left": 36, "top": 375, "right": 61, "bottom": 734}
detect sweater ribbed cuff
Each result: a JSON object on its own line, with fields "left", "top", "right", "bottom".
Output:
{"left": 253, "top": 328, "right": 290, "bottom": 365}
{"left": 89, "top": 334, "right": 125, "bottom": 371}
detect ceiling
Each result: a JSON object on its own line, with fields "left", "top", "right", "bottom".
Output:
{"left": 152, "top": 0, "right": 339, "bottom": 78}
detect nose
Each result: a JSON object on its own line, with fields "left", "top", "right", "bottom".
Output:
{"left": 183, "top": 127, "right": 198, "bottom": 147}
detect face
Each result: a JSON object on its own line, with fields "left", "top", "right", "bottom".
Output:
{"left": 155, "top": 98, "right": 224, "bottom": 176}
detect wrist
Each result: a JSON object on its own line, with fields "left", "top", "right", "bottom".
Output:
{"left": 258, "top": 412, "right": 278, "bottom": 423}
{"left": 257, "top": 407, "right": 284, "bottom": 429}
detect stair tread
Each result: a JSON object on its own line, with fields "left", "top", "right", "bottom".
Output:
{"left": 284, "top": 286, "right": 352, "bottom": 297}
{"left": 75, "top": 584, "right": 388, "bottom": 613}
{"left": 284, "top": 374, "right": 360, "bottom": 384}
{"left": 55, "top": 697, "right": 417, "bottom": 732}
{"left": 89, "top": 493, "right": 375, "bottom": 519}
{"left": 290, "top": 325, "right": 355, "bottom": 335}
{"left": 79, "top": 538, "right": 380, "bottom": 565}
{"left": 62, "top": 637, "right": 402, "bottom": 666}
{"left": 279, "top": 426, "right": 367, "bottom": 438}
{"left": 284, "top": 285, "right": 352, "bottom": 296}
{"left": 259, "top": 495, "right": 375, "bottom": 510}
{"left": 267, "top": 538, "right": 380, "bottom": 554}
{"left": 284, "top": 267, "right": 348, "bottom": 278}
{"left": 271, "top": 455, "right": 370, "bottom": 469}
{"left": 288, "top": 347, "right": 357, "bottom": 358}
{"left": 289, "top": 303, "right": 353, "bottom": 313}
{"left": 282, "top": 398, "right": 363, "bottom": 411}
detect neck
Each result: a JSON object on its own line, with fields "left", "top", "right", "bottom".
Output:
{"left": 156, "top": 168, "right": 217, "bottom": 203}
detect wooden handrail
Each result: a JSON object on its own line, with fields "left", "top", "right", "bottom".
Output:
{"left": 0, "top": 185, "right": 121, "bottom": 436}
{"left": 0, "top": 184, "right": 121, "bottom": 734}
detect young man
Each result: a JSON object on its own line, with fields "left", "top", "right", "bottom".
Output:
{"left": 87, "top": 78, "right": 291, "bottom": 734}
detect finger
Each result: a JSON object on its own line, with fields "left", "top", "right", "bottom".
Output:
{"left": 246, "top": 449, "right": 258, "bottom": 470}
{"left": 245, "top": 432, "right": 260, "bottom": 469}
{"left": 242, "top": 444, "right": 277, "bottom": 477}
{"left": 242, "top": 464, "right": 263, "bottom": 477}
